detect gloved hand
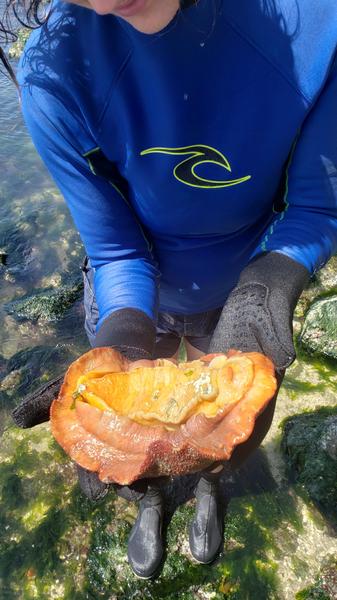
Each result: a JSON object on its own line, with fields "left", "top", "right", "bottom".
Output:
{"left": 209, "top": 252, "right": 310, "bottom": 371}
{"left": 12, "top": 308, "right": 156, "bottom": 429}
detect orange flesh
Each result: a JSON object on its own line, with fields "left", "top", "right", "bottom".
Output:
{"left": 74, "top": 354, "right": 256, "bottom": 426}
{"left": 51, "top": 348, "right": 278, "bottom": 484}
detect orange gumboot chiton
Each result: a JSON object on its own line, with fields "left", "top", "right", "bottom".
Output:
{"left": 50, "top": 348, "right": 277, "bottom": 485}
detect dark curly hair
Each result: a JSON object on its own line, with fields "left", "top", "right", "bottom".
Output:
{"left": 0, "top": 0, "right": 49, "bottom": 86}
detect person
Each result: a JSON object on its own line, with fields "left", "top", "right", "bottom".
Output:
{"left": 2, "top": 0, "right": 337, "bottom": 579}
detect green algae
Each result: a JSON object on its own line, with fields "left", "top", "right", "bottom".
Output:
{"left": 81, "top": 494, "right": 284, "bottom": 600}
{"left": 295, "top": 256, "right": 337, "bottom": 320}
{"left": 281, "top": 407, "right": 337, "bottom": 530}
{"left": 292, "top": 338, "right": 337, "bottom": 393}
{"left": 0, "top": 419, "right": 334, "bottom": 600}
{"left": 281, "top": 376, "right": 326, "bottom": 397}
{"left": 5, "top": 281, "right": 83, "bottom": 323}
{"left": 81, "top": 500, "right": 218, "bottom": 600}
{"left": 0, "top": 424, "right": 284, "bottom": 599}
{"left": 76, "top": 454, "right": 302, "bottom": 600}
{"left": 216, "top": 488, "right": 301, "bottom": 600}
{"left": 0, "top": 426, "right": 107, "bottom": 599}
{"left": 299, "top": 294, "right": 337, "bottom": 360}
{"left": 297, "top": 591, "right": 330, "bottom": 600}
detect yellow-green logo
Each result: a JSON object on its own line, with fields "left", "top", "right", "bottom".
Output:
{"left": 140, "top": 144, "right": 251, "bottom": 189}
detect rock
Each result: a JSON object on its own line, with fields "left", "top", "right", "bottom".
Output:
{"left": 317, "top": 256, "right": 337, "bottom": 289}
{"left": 0, "top": 217, "right": 34, "bottom": 280}
{"left": 0, "top": 354, "right": 7, "bottom": 378}
{"left": 5, "top": 282, "right": 83, "bottom": 323}
{"left": 296, "top": 558, "right": 337, "bottom": 599}
{"left": 295, "top": 255, "right": 337, "bottom": 320}
{"left": 281, "top": 407, "right": 337, "bottom": 530}
{"left": 0, "top": 370, "right": 22, "bottom": 393}
{"left": 39, "top": 273, "right": 63, "bottom": 289}
{"left": 299, "top": 294, "right": 337, "bottom": 359}
{"left": 320, "top": 418, "right": 337, "bottom": 460}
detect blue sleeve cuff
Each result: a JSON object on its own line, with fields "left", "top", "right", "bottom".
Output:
{"left": 94, "top": 258, "right": 160, "bottom": 328}
{"left": 251, "top": 212, "right": 337, "bottom": 275}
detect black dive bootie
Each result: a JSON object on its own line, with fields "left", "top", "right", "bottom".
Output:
{"left": 127, "top": 484, "right": 164, "bottom": 579}
{"left": 189, "top": 471, "right": 224, "bottom": 564}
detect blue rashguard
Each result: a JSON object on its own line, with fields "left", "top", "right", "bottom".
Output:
{"left": 18, "top": 0, "right": 337, "bottom": 329}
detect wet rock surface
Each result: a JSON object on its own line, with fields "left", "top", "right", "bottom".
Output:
{"left": 294, "top": 256, "right": 337, "bottom": 320}
{"left": 0, "top": 354, "right": 7, "bottom": 378}
{"left": 0, "top": 345, "right": 78, "bottom": 418}
{"left": 281, "top": 407, "right": 337, "bottom": 531}
{"left": 300, "top": 295, "right": 337, "bottom": 359}
{"left": 0, "top": 216, "right": 35, "bottom": 282}
{"left": 296, "top": 559, "right": 337, "bottom": 600}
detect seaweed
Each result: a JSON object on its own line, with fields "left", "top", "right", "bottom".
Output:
{"left": 5, "top": 282, "right": 83, "bottom": 323}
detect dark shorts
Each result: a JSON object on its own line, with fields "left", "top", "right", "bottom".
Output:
{"left": 82, "top": 257, "right": 222, "bottom": 357}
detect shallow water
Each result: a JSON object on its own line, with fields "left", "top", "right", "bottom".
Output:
{"left": 0, "top": 45, "right": 336, "bottom": 600}
{"left": 0, "top": 66, "right": 88, "bottom": 359}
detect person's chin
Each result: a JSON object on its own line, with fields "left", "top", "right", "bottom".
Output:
{"left": 123, "top": 18, "right": 170, "bottom": 34}
{"left": 64, "top": 0, "right": 179, "bottom": 33}
{"left": 119, "top": 0, "right": 180, "bottom": 33}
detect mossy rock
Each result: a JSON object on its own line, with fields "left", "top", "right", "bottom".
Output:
{"left": 281, "top": 407, "right": 337, "bottom": 530}
{"left": 5, "top": 282, "right": 83, "bottom": 323}
{"left": 295, "top": 255, "right": 337, "bottom": 320}
{"left": 300, "top": 295, "right": 337, "bottom": 360}
{"left": 296, "top": 558, "right": 337, "bottom": 599}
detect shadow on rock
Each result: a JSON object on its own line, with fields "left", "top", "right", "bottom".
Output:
{"left": 282, "top": 406, "right": 337, "bottom": 532}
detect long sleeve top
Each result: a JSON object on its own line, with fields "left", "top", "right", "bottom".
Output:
{"left": 18, "top": 0, "right": 337, "bottom": 328}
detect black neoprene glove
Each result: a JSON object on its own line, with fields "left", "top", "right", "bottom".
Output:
{"left": 209, "top": 252, "right": 310, "bottom": 371}
{"left": 12, "top": 308, "right": 156, "bottom": 429}
{"left": 92, "top": 307, "right": 156, "bottom": 358}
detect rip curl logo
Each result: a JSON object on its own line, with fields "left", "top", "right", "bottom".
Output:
{"left": 140, "top": 144, "right": 251, "bottom": 189}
